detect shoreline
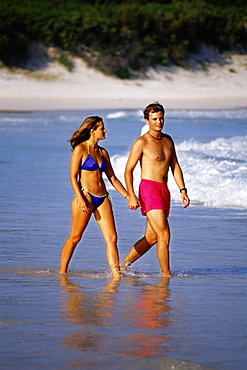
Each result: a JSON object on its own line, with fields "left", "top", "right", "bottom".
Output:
{"left": 0, "top": 101, "right": 247, "bottom": 114}
{"left": 0, "top": 96, "right": 247, "bottom": 113}
{"left": 1, "top": 51, "right": 247, "bottom": 112}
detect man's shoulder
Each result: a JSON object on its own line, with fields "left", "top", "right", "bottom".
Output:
{"left": 134, "top": 134, "right": 147, "bottom": 145}
{"left": 162, "top": 133, "right": 173, "bottom": 142}
{"left": 129, "top": 135, "right": 147, "bottom": 154}
{"left": 134, "top": 133, "right": 174, "bottom": 146}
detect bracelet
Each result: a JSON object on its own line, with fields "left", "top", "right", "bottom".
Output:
{"left": 124, "top": 192, "right": 129, "bottom": 198}
{"left": 180, "top": 187, "right": 187, "bottom": 193}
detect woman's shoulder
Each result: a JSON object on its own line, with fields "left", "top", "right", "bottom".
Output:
{"left": 77, "top": 141, "right": 87, "bottom": 149}
{"left": 98, "top": 145, "right": 107, "bottom": 154}
{"left": 72, "top": 142, "right": 87, "bottom": 156}
{"left": 99, "top": 146, "right": 110, "bottom": 160}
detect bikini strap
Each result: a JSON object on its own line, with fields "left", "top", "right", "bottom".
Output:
{"left": 87, "top": 141, "right": 90, "bottom": 154}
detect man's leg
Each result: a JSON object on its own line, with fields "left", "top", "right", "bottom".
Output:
{"left": 121, "top": 219, "right": 157, "bottom": 267}
{"left": 146, "top": 209, "right": 171, "bottom": 277}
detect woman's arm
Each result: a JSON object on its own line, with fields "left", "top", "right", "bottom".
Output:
{"left": 70, "top": 146, "right": 90, "bottom": 211}
{"left": 103, "top": 149, "right": 129, "bottom": 199}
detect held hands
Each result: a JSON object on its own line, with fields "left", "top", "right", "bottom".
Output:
{"left": 128, "top": 194, "right": 141, "bottom": 210}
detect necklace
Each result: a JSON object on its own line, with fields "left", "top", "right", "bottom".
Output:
{"left": 147, "top": 131, "right": 163, "bottom": 140}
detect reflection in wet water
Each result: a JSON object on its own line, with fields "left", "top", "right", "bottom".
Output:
{"left": 60, "top": 276, "right": 171, "bottom": 360}
{"left": 119, "top": 278, "right": 171, "bottom": 358}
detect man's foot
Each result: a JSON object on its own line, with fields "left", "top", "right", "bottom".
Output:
{"left": 162, "top": 272, "right": 172, "bottom": 278}
{"left": 119, "top": 260, "right": 131, "bottom": 273}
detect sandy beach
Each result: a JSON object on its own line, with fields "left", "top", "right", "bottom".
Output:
{"left": 0, "top": 47, "right": 247, "bottom": 111}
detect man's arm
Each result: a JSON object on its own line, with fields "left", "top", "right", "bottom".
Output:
{"left": 170, "top": 145, "right": 190, "bottom": 208}
{"left": 124, "top": 138, "right": 143, "bottom": 210}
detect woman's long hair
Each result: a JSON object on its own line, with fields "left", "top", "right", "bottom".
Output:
{"left": 69, "top": 116, "right": 103, "bottom": 150}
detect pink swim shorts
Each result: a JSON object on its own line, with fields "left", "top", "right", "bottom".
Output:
{"left": 139, "top": 179, "right": 170, "bottom": 217}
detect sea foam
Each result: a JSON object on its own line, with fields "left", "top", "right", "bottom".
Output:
{"left": 109, "top": 135, "right": 247, "bottom": 209}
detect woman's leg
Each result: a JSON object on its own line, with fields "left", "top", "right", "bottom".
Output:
{"left": 94, "top": 198, "right": 121, "bottom": 278}
{"left": 59, "top": 197, "right": 92, "bottom": 274}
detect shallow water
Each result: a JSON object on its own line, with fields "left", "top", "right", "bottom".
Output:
{"left": 0, "top": 109, "right": 247, "bottom": 369}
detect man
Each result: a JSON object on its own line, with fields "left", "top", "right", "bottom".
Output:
{"left": 122, "top": 102, "right": 190, "bottom": 277}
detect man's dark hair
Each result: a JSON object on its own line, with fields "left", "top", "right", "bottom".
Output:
{"left": 143, "top": 102, "right": 165, "bottom": 120}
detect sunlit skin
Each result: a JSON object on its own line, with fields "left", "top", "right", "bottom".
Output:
{"left": 59, "top": 120, "right": 129, "bottom": 278}
{"left": 122, "top": 110, "right": 190, "bottom": 277}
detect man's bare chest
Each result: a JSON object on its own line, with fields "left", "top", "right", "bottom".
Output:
{"left": 144, "top": 143, "right": 173, "bottom": 162}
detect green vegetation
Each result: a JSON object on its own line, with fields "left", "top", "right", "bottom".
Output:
{"left": 56, "top": 53, "right": 73, "bottom": 71}
{"left": 0, "top": 0, "right": 246, "bottom": 77}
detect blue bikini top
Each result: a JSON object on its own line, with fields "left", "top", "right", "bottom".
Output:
{"left": 81, "top": 143, "right": 106, "bottom": 172}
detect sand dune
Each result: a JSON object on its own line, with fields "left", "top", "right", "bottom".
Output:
{"left": 0, "top": 47, "right": 246, "bottom": 111}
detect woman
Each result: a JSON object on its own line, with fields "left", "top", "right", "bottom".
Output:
{"left": 59, "top": 116, "right": 128, "bottom": 278}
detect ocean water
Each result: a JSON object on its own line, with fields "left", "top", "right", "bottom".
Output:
{"left": 0, "top": 108, "right": 246, "bottom": 370}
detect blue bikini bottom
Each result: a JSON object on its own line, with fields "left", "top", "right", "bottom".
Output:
{"left": 81, "top": 188, "right": 111, "bottom": 210}
{"left": 88, "top": 192, "right": 108, "bottom": 209}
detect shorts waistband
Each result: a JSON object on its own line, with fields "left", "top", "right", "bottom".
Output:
{"left": 141, "top": 179, "right": 168, "bottom": 188}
